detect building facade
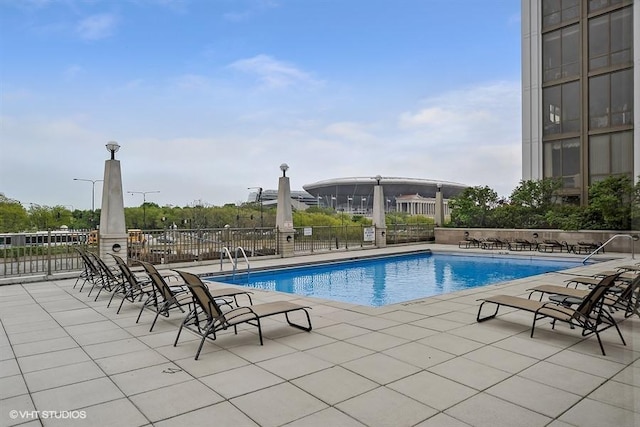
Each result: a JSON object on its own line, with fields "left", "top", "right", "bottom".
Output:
{"left": 522, "top": 0, "right": 638, "bottom": 204}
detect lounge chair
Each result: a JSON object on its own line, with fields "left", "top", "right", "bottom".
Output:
{"left": 574, "top": 241, "right": 604, "bottom": 255}
{"left": 86, "top": 252, "right": 122, "bottom": 301}
{"left": 458, "top": 237, "right": 481, "bottom": 249}
{"left": 139, "top": 262, "right": 254, "bottom": 332}
{"left": 476, "top": 273, "right": 625, "bottom": 355}
{"left": 538, "top": 239, "right": 569, "bottom": 253}
{"left": 173, "top": 269, "right": 312, "bottom": 360}
{"left": 511, "top": 238, "right": 535, "bottom": 251}
{"left": 528, "top": 274, "right": 640, "bottom": 319}
{"left": 108, "top": 254, "right": 155, "bottom": 314}
{"left": 73, "top": 248, "right": 102, "bottom": 292}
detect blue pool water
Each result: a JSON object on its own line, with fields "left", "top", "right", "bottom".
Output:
{"left": 208, "top": 252, "right": 586, "bottom": 307}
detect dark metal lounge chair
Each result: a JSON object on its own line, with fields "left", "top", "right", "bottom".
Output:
{"left": 476, "top": 274, "right": 625, "bottom": 355}
{"left": 538, "top": 239, "right": 569, "bottom": 253}
{"left": 108, "top": 254, "right": 155, "bottom": 314}
{"left": 174, "top": 269, "right": 312, "bottom": 360}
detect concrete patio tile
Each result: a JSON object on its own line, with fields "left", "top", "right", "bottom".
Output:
{"left": 414, "top": 413, "right": 474, "bottom": 427}
{"left": 345, "top": 331, "right": 409, "bottom": 351}
{"left": 49, "top": 308, "right": 108, "bottom": 326}
{"left": 12, "top": 336, "right": 78, "bottom": 358}
{"left": 0, "top": 358, "right": 20, "bottom": 378}
{"left": 379, "top": 323, "right": 441, "bottom": 340}
{"left": 387, "top": 371, "right": 477, "bottom": 411}
{"left": 200, "top": 364, "right": 284, "bottom": 399}
{"left": 449, "top": 320, "right": 529, "bottom": 344}
{"left": 410, "top": 317, "right": 466, "bottom": 332}
{"left": 427, "top": 357, "right": 512, "bottom": 391}
{"left": 39, "top": 298, "right": 88, "bottom": 313}
{"left": 545, "top": 349, "right": 627, "bottom": 378}
{"left": 0, "top": 345, "right": 14, "bottom": 362}
{"left": 611, "top": 364, "right": 640, "bottom": 386}
{"left": 228, "top": 339, "right": 298, "bottom": 363}
{"left": 492, "top": 335, "right": 563, "bottom": 359}
{"left": 518, "top": 360, "right": 606, "bottom": 395}
{"left": 462, "top": 345, "right": 538, "bottom": 374}
{"left": 256, "top": 351, "right": 333, "bottom": 380}
{"left": 341, "top": 353, "right": 421, "bottom": 385}
{"left": 153, "top": 401, "right": 258, "bottom": 427}
{"left": 303, "top": 341, "right": 374, "bottom": 364}
{"left": 418, "top": 332, "right": 485, "bottom": 356}
{"left": 314, "top": 323, "right": 371, "bottom": 340}
{"left": 3, "top": 319, "right": 60, "bottom": 336}
{"left": 230, "top": 382, "right": 328, "bottom": 427}
{"left": 31, "top": 377, "right": 124, "bottom": 411}
{"left": 348, "top": 316, "right": 401, "bottom": 331}
{"left": 0, "top": 374, "right": 29, "bottom": 399}
{"left": 291, "top": 366, "right": 377, "bottom": 405}
{"left": 174, "top": 349, "right": 249, "bottom": 377}
{"left": 486, "top": 375, "right": 582, "bottom": 418}
{"left": 63, "top": 320, "right": 120, "bottom": 336}
{"left": 137, "top": 330, "right": 195, "bottom": 348}
{"left": 0, "top": 393, "right": 37, "bottom": 427}
{"left": 445, "top": 393, "right": 552, "bottom": 427}
{"left": 569, "top": 337, "right": 640, "bottom": 365}
{"left": 94, "top": 348, "right": 169, "bottom": 376}
{"left": 588, "top": 380, "right": 640, "bottom": 413}
{"left": 285, "top": 407, "right": 366, "bottom": 427}
{"left": 130, "top": 379, "right": 224, "bottom": 423}
{"left": 378, "top": 309, "right": 427, "bottom": 323}
{"left": 83, "top": 337, "right": 149, "bottom": 359}
{"left": 110, "top": 363, "right": 193, "bottom": 396}
{"left": 274, "top": 329, "right": 336, "bottom": 350}
{"left": 23, "top": 361, "right": 105, "bottom": 392}
{"left": 559, "top": 398, "right": 640, "bottom": 427}
{"left": 154, "top": 339, "right": 221, "bottom": 362}
{"left": 383, "top": 341, "right": 456, "bottom": 369}
{"left": 6, "top": 327, "right": 69, "bottom": 346}
{"left": 17, "top": 348, "right": 91, "bottom": 373}
{"left": 336, "top": 386, "right": 438, "bottom": 427}
{"left": 315, "top": 309, "right": 367, "bottom": 323}
{"left": 41, "top": 398, "right": 149, "bottom": 427}
{"left": 1, "top": 313, "right": 54, "bottom": 328}
{"left": 72, "top": 328, "right": 134, "bottom": 346}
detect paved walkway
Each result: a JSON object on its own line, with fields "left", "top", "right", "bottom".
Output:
{"left": 1, "top": 245, "right": 638, "bottom": 427}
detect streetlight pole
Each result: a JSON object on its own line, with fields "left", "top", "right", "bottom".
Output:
{"left": 73, "top": 178, "right": 103, "bottom": 229}
{"left": 247, "top": 187, "right": 263, "bottom": 227}
{"left": 128, "top": 191, "right": 160, "bottom": 229}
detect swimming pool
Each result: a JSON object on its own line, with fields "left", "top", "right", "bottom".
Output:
{"left": 208, "top": 252, "right": 587, "bottom": 307}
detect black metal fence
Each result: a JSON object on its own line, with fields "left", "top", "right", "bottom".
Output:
{"left": 0, "top": 224, "right": 434, "bottom": 279}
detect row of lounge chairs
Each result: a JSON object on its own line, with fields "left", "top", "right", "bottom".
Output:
{"left": 459, "top": 237, "right": 604, "bottom": 254}
{"left": 74, "top": 249, "right": 313, "bottom": 359}
{"left": 476, "top": 266, "right": 640, "bottom": 355}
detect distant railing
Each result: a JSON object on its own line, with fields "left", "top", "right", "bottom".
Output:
{"left": 0, "top": 223, "right": 434, "bottom": 279}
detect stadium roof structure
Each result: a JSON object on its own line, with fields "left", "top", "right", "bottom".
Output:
{"left": 303, "top": 177, "right": 468, "bottom": 209}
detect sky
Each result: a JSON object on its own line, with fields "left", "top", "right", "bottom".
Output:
{"left": 0, "top": 0, "right": 522, "bottom": 210}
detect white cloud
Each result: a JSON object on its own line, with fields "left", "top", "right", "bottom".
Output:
{"left": 324, "top": 122, "right": 375, "bottom": 142}
{"left": 77, "top": 13, "right": 118, "bottom": 40}
{"left": 229, "top": 54, "right": 321, "bottom": 89}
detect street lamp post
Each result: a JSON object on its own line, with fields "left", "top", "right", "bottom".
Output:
{"left": 247, "top": 187, "right": 264, "bottom": 227}
{"left": 128, "top": 191, "right": 160, "bottom": 229}
{"left": 73, "top": 178, "right": 103, "bottom": 229}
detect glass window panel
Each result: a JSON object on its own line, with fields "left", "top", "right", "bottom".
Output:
{"left": 589, "top": 135, "right": 610, "bottom": 175}
{"left": 543, "top": 86, "right": 562, "bottom": 135}
{"left": 611, "top": 69, "right": 633, "bottom": 126}
{"left": 589, "top": 15, "right": 609, "bottom": 70}
{"left": 611, "top": 132, "right": 633, "bottom": 174}
{"left": 543, "top": 0, "right": 561, "bottom": 28}
{"left": 562, "top": 0, "right": 579, "bottom": 21}
{"left": 589, "top": 0, "right": 609, "bottom": 11}
{"left": 562, "top": 25, "right": 580, "bottom": 78}
{"left": 562, "top": 81, "right": 580, "bottom": 132}
{"left": 543, "top": 31, "right": 562, "bottom": 82}
{"left": 544, "top": 141, "right": 563, "bottom": 178}
{"left": 589, "top": 75, "right": 610, "bottom": 129}
{"left": 562, "top": 139, "right": 580, "bottom": 188}
{"left": 610, "top": 7, "right": 633, "bottom": 66}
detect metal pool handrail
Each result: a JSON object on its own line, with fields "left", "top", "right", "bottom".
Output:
{"left": 582, "top": 234, "right": 638, "bottom": 264}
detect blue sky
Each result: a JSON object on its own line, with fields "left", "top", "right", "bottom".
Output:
{"left": 1, "top": 0, "right": 522, "bottom": 210}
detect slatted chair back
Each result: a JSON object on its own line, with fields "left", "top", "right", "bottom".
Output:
{"left": 139, "top": 261, "right": 176, "bottom": 302}
{"left": 573, "top": 273, "right": 620, "bottom": 319}
{"left": 175, "top": 270, "right": 225, "bottom": 321}
{"left": 110, "top": 254, "right": 145, "bottom": 292}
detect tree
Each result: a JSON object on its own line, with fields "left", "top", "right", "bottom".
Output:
{"left": 585, "top": 175, "right": 635, "bottom": 230}
{"left": 0, "top": 193, "right": 29, "bottom": 232}
{"left": 448, "top": 186, "right": 499, "bottom": 227}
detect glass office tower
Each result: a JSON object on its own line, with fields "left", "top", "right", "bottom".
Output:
{"left": 522, "top": 0, "right": 638, "bottom": 204}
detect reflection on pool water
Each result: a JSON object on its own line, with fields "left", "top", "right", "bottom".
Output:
{"left": 208, "top": 252, "right": 587, "bottom": 307}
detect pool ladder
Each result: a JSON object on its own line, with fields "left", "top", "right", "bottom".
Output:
{"left": 220, "top": 246, "right": 251, "bottom": 283}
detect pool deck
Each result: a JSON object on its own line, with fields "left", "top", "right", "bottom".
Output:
{"left": 1, "top": 244, "right": 638, "bottom": 427}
